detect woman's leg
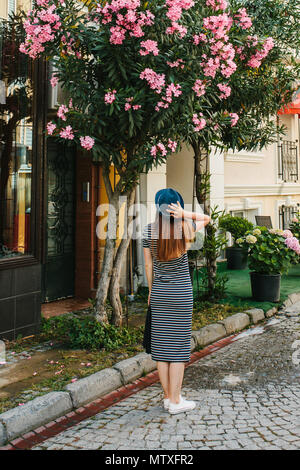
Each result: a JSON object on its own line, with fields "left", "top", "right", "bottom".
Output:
{"left": 156, "top": 361, "right": 170, "bottom": 398}
{"left": 169, "top": 362, "right": 185, "bottom": 404}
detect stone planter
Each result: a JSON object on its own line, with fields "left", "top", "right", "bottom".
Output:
{"left": 226, "top": 246, "right": 248, "bottom": 270}
{"left": 250, "top": 272, "right": 281, "bottom": 302}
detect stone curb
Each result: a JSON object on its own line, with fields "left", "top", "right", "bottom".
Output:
{"left": 1, "top": 293, "right": 297, "bottom": 445}
{"left": 0, "top": 392, "right": 73, "bottom": 443}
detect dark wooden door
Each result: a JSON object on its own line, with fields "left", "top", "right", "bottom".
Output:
{"left": 42, "top": 139, "right": 76, "bottom": 302}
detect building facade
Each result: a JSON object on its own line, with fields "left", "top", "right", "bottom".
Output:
{"left": 0, "top": 1, "right": 113, "bottom": 339}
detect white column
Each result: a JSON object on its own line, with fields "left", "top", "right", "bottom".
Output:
{"left": 209, "top": 148, "right": 225, "bottom": 212}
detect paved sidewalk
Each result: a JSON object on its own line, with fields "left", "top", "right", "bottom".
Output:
{"left": 32, "top": 309, "right": 300, "bottom": 450}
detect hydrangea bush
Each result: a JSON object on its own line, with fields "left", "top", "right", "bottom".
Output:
{"left": 236, "top": 227, "right": 300, "bottom": 275}
{"left": 289, "top": 213, "right": 300, "bottom": 242}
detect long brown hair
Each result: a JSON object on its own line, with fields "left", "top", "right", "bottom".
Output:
{"left": 152, "top": 212, "right": 195, "bottom": 261}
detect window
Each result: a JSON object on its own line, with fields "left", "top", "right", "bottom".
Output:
{"left": 7, "top": 1, "right": 16, "bottom": 17}
{"left": 0, "top": 18, "right": 34, "bottom": 259}
{"left": 279, "top": 204, "right": 300, "bottom": 230}
{"left": 278, "top": 140, "right": 299, "bottom": 183}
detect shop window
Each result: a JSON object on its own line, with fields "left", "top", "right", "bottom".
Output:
{"left": 0, "top": 18, "right": 34, "bottom": 259}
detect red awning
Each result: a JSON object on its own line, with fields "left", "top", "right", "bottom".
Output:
{"left": 278, "top": 95, "right": 300, "bottom": 115}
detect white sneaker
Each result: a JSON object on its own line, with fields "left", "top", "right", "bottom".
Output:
{"left": 163, "top": 395, "right": 182, "bottom": 410}
{"left": 168, "top": 397, "right": 196, "bottom": 415}
{"left": 163, "top": 398, "right": 170, "bottom": 410}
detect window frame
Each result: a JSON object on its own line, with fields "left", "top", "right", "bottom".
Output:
{"left": 0, "top": 56, "right": 47, "bottom": 270}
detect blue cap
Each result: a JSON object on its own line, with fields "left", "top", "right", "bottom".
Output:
{"left": 155, "top": 188, "right": 184, "bottom": 217}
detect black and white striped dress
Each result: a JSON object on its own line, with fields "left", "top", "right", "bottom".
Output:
{"left": 142, "top": 222, "right": 193, "bottom": 363}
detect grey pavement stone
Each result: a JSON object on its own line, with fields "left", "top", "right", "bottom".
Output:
{"left": 0, "top": 392, "right": 72, "bottom": 442}
{"left": 219, "top": 312, "right": 250, "bottom": 334}
{"left": 30, "top": 314, "right": 300, "bottom": 451}
{"left": 65, "top": 367, "right": 122, "bottom": 408}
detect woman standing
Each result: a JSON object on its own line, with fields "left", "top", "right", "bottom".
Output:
{"left": 142, "top": 188, "right": 210, "bottom": 415}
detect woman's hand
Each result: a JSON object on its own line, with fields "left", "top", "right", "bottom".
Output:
{"left": 148, "top": 291, "right": 151, "bottom": 306}
{"left": 166, "top": 201, "right": 185, "bottom": 219}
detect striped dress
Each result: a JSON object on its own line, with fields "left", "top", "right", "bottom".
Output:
{"left": 142, "top": 222, "right": 193, "bottom": 363}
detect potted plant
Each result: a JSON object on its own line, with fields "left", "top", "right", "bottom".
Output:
{"left": 219, "top": 215, "right": 253, "bottom": 270}
{"left": 236, "top": 227, "right": 300, "bottom": 302}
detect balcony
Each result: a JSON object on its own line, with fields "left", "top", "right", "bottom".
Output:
{"left": 278, "top": 140, "right": 299, "bottom": 182}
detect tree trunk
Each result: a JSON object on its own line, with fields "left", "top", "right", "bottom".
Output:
{"left": 94, "top": 170, "right": 120, "bottom": 323}
{"left": 109, "top": 186, "right": 136, "bottom": 326}
{"left": 192, "top": 141, "right": 217, "bottom": 298}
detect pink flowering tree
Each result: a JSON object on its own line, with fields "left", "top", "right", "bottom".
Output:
{"left": 177, "top": 0, "right": 300, "bottom": 297}
{"left": 20, "top": 0, "right": 299, "bottom": 323}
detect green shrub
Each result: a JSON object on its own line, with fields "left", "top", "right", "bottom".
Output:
{"left": 219, "top": 215, "right": 254, "bottom": 245}
{"left": 41, "top": 315, "right": 144, "bottom": 351}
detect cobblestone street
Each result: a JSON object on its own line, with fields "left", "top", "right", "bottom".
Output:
{"left": 32, "top": 310, "right": 300, "bottom": 451}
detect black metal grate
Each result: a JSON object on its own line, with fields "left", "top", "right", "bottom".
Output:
{"left": 278, "top": 140, "right": 299, "bottom": 182}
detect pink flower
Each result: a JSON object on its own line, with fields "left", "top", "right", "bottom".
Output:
{"left": 282, "top": 230, "right": 293, "bottom": 239}
{"left": 60, "top": 125, "right": 74, "bottom": 140}
{"left": 206, "top": 0, "right": 228, "bottom": 11}
{"left": 247, "top": 37, "right": 274, "bottom": 68}
{"left": 71, "top": 378, "right": 78, "bottom": 383}
{"left": 168, "top": 139, "right": 177, "bottom": 152}
{"left": 193, "top": 34, "right": 207, "bottom": 45}
{"left": 47, "top": 122, "right": 56, "bottom": 135}
{"left": 285, "top": 236, "right": 300, "bottom": 255}
{"left": 57, "top": 104, "right": 68, "bottom": 121}
{"left": 157, "top": 143, "right": 167, "bottom": 156}
{"left": 193, "top": 79, "right": 206, "bottom": 98}
{"left": 151, "top": 145, "right": 157, "bottom": 157}
{"left": 80, "top": 136, "right": 95, "bottom": 150}
{"left": 192, "top": 113, "right": 207, "bottom": 132}
{"left": 229, "top": 112, "right": 239, "bottom": 126}
{"left": 104, "top": 89, "right": 117, "bottom": 104}
{"left": 140, "top": 68, "right": 166, "bottom": 94}
{"left": 50, "top": 75, "right": 58, "bottom": 88}
{"left": 140, "top": 40, "right": 159, "bottom": 56}
{"left": 217, "top": 82, "right": 231, "bottom": 99}
{"left": 151, "top": 142, "right": 168, "bottom": 157}
{"left": 167, "top": 59, "right": 185, "bottom": 69}
{"left": 235, "top": 7, "right": 252, "bottom": 30}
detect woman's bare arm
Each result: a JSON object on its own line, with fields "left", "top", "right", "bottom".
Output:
{"left": 183, "top": 210, "right": 210, "bottom": 231}
{"left": 143, "top": 247, "right": 153, "bottom": 305}
{"left": 166, "top": 202, "right": 211, "bottom": 231}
